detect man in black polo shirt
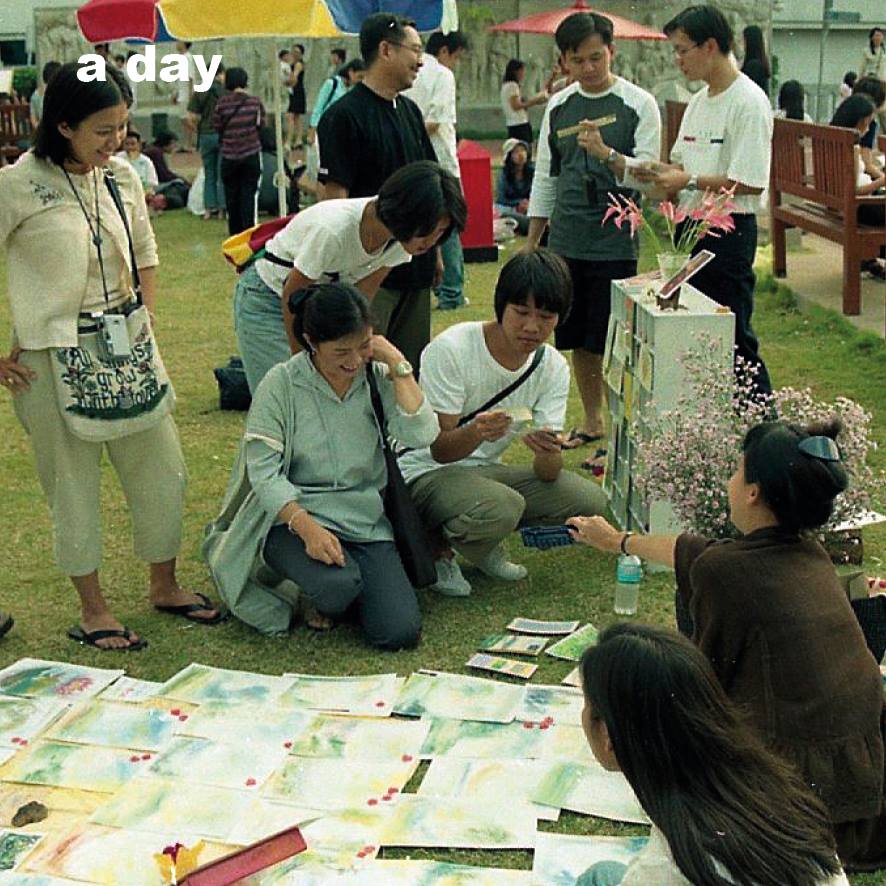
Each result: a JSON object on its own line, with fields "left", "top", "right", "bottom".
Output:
{"left": 319, "top": 13, "right": 443, "bottom": 371}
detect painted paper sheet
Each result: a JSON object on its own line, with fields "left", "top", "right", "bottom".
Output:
{"left": 349, "top": 860, "right": 532, "bottom": 884}
{"left": 225, "top": 798, "right": 321, "bottom": 847}
{"left": 0, "top": 786, "right": 105, "bottom": 840}
{"left": 420, "top": 717, "right": 593, "bottom": 763}
{"left": 255, "top": 847, "right": 379, "bottom": 884}
{"left": 2, "top": 741, "right": 139, "bottom": 794}
{"left": 157, "top": 663, "right": 293, "bottom": 706}
{"left": 544, "top": 625, "right": 599, "bottom": 662}
{"left": 23, "top": 822, "right": 227, "bottom": 886}
{"left": 146, "top": 735, "right": 287, "bottom": 791}
{"left": 532, "top": 832, "right": 648, "bottom": 885}
{"left": 278, "top": 674, "right": 403, "bottom": 717}
{"left": 173, "top": 701, "right": 315, "bottom": 749}
{"left": 287, "top": 715, "right": 430, "bottom": 760}
{"left": 532, "top": 761, "right": 650, "bottom": 824}
{"left": 0, "top": 875, "right": 85, "bottom": 885}
{"left": 515, "top": 685, "right": 584, "bottom": 727}
{"left": 394, "top": 672, "right": 522, "bottom": 723}
{"left": 90, "top": 777, "right": 254, "bottom": 842}
{"left": 299, "top": 807, "right": 392, "bottom": 854}
{"left": 0, "top": 660, "right": 122, "bottom": 701}
{"left": 262, "top": 758, "right": 418, "bottom": 809}
{"left": 380, "top": 795, "right": 536, "bottom": 849}
{"left": 417, "top": 758, "right": 560, "bottom": 822}
{"left": 98, "top": 677, "right": 161, "bottom": 704}
{"left": 0, "top": 697, "right": 69, "bottom": 749}
{"left": 47, "top": 701, "right": 175, "bottom": 752}
{"left": 0, "top": 829, "right": 42, "bottom": 871}
{"left": 561, "top": 668, "right": 581, "bottom": 688}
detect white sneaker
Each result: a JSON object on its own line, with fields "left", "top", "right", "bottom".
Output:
{"left": 431, "top": 558, "right": 472, "bottom": 597}
{"left": 476, "top": 545, "right": 528, "bottom": 581}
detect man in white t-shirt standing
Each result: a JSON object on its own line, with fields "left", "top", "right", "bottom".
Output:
{"left": 648, "top": 5, "right": 773, "bottom": 397}
{"left": 404, "top": 30, "right": 471, "bottom": 311}
{"left": 400, "top": 250, "right": 607, "bottom": 596}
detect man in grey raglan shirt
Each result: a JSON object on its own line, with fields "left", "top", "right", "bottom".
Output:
{"left": 526, "top": 12, "right": 660, "bottom": 462}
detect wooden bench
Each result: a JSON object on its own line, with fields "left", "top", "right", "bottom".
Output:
{"left": 663, "top": 100, "right": 686, "bottom": 162}
{"left": 770, "top": 117, "right": 884, "bottom": 319}
{"left": 0, "top": 103, "right": 32, "bottom": 164}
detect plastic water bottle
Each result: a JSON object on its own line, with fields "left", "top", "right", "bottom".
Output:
{"left": 614, "top": 554, "right": 643, "bottom": 615}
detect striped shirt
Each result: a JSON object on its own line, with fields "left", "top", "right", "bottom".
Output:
{"left": 213, "top": 91, "right": 266, "bottom": 161}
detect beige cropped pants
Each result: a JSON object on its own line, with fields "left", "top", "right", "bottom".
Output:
{"left": 13, "top": 349, "right": 187, "bottom": 577}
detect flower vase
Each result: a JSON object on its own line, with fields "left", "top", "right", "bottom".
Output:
{"left": 656, "top": 252, "right": 688, "bottom": 283}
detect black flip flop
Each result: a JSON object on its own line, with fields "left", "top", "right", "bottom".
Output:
{"left": 154, "top": 592, "right": 228, "bottom": 625}
{"left": 67, "top": 625, "right": 147, "bottom": 652}
{"left": 561, "top": 429, "right": 604, "bottom": 450}
{"left": 0, "top": 613, "right": 13, "bottom": 640}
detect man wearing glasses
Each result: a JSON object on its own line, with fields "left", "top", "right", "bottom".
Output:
{"left": 318, "top": 13, "right": 442, "bottom": 373}
{"left": 643, "top": 4, "right": 773, "bottom": 398}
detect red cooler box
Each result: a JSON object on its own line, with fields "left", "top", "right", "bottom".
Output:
{"left": 457, "top": 139, "right": 498, "bottom": 262}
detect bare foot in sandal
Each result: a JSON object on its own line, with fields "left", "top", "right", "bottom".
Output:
{"left": 304, "top": 604, "right": 334, "bottom": 631}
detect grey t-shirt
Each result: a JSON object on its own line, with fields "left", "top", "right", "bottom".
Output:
{"left": 528, "top": 79, "right": 661, "bottom": 262}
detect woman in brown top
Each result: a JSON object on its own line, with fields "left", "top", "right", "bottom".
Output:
{"left": 568, "top": 419, "right": 886, "bottom": 872}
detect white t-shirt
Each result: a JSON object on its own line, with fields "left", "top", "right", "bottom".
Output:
{"left": 399, "top": 322, "right": 570, "bottom": 483}
{"left": 279, "top": 61, "right": 293, "bottom": 85}
{"left": 115, "top": 151, "right": 158, "bottom": 191}
{"left": 176, "top": 51, "right": 194, "bottom": 104}
{"left": 501, "top": 80, "right": 528, "bottom": 127}
{"left": 773, "top": 108, "right": 813, "bottom": 123}
{"left": 255, "top": 197, "right": 411, "bottom": 295}
{"left": 404, "top": 54, "right": 460, "bottom": 178}
{"left": 618, "top": 826, "right": 850, "bottom": 886}
{"left": 670, "top": 72, "right": 773, "bottom": 214}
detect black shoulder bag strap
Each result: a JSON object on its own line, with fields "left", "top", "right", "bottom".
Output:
{"left": 103, "top": 170, "right": 142, "bottom": 306}
{"left": 457, "top": 347, "right": 545, "bottom": 427}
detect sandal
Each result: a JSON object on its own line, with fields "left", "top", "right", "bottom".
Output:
{"left": 561, "top": 429, "right": 604, "bottom": 450}
{"left": 581, "top": 448, "right": 608, "bottom": 477}
{"left": 304, "top": 605, "right": 334, "bottom": 632}
{"left": 68, "top": 625, "right": 146, "bottom": 652}
{"left": 154, "top": 592, "right": 228, "bottom": 625}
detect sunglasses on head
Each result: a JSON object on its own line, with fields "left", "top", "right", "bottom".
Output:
{"left": 797, "top": 435, "right": 841, "bottom": 462}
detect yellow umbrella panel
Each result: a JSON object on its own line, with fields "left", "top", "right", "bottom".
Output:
{"left": 158, "top": 0, "right": 341, "bottom": 39}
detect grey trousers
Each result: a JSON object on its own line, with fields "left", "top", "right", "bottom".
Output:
{"left": 263, "top": 526, "right": 421, "bottom": 650}
{"left": 408, "top": 463, "right": 607, "bottom": 564}
{"left": 372, "top": 286, "right": 431, "bottom": 372}
{"left": 13, "top": 349, "right": 187, "bottom": 577}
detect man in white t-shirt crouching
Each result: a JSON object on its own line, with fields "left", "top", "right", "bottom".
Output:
{"left": 399, "top": 249, "right": 608, "bottom": 595}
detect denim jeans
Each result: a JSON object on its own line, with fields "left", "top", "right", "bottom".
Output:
{"left": 232, "top": 265, "right": 291, "bottom": 393}
{"left": 435, "top": 229, "right": 465, "bottom": 309}
{"left": 198, "top": 132, "right": 225, "bottom": 212}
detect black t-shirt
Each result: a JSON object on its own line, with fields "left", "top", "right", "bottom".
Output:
{"left": 318, "top": 82, "right": 437, "bottom": 291}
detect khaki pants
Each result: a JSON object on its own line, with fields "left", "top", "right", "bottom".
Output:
{"left": 13, "top": 349, "right": 187, "bottom": 577}
{"left": 408, "top": 463, "right": 607, "bottom": 564}
{"left": 372, "top": 286, "right": 431, "bottom": 372}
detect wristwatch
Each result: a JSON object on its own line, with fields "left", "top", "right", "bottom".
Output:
{"left": 685, "top": 173, "right": 700, "bottom": 192}
{"left": 605, "top": 147, "right": 619, "bottom": 166}
{"left": 391, "top": 360, "right": 413, "bottom": 378}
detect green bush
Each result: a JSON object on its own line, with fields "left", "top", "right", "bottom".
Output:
{"left": 12, "top": 67, "right": 37, "bottom": 101}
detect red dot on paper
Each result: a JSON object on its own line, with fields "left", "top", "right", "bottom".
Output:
{"left": 356, "top": 851, "right": 366, "bottom": 859}
{"left": 401, "top": 754, "right": 413, "bottom": 762}
{"left": 141, "top": 753, "right": 151, "bottom": 760}
{"left": 540, "top": 722, "right": 550, "bottom": 730}
{"left": 130, "top": 755, "right": 140, "bottom": 763}
{"left": 11, "top": 737, "right": 20, "bottom": 744}
{"left": 387, "top": 786, "right": 399, "bottom": 794}
{"left": 170, "top": 709, "right": 181, "bottom": 716}
{"left": 382, "top": 795, "right": 392, "bottom": 802}
{"left": 522, "top": 721, "right": 533, "bottom": 729}
{"left": 367, "top": 798, "right": 378, "bottom": 806}
{"left": 19, "top": 740, "right": 27, "bottom": 746}
{"left": 375, "top": 700, "right": 386, "bottom": 708}
{"left": 178, "top": 715, "right": 188, "bottom": 722}
{"left": 245, "top": 778, "right": 257, "bottom": 787}
{"left": 283, "top": 741, "right": 292, "bottom": 749}
{"left": 363, "top": 845, "right": 375, "bottom": 853}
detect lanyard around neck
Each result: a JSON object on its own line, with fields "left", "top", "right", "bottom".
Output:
{"left": 63, "top": 167, "right": 112, "bottom": 310}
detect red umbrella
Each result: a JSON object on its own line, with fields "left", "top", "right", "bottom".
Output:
{"left": 77, "top": 0, "right": 176, "bottom": 42}
{"left": 489, "top": 0, "right": 666, "bottom": 41}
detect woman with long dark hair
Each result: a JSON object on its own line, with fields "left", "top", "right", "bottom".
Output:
{"left": 500, "top": 59, "right": 547, "bottom": 152}
{"left": 577, "top": 623, "right": 848, "bottom": 885}
{"left": 495, "top": 138, "right": 535, "bottom": 235}
{"left": 741, "top": 24, "right": 770, "bottom": 97}
{"left": 831, "top": 93, "right": 885, "bottom": 279}
{"left": 569, "top": 419, "right": 886, "bottom": 871}
{"left": 775, "top": 79, "right": 810, "bottom": 121}
{"left": 0, "top": 61, "right": 222, "bottom": 651}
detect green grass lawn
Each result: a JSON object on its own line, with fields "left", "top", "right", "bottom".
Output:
{"left": 1, "top": 213, "right": 885, "bottom": 881}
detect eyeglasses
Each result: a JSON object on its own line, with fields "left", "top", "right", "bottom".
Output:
{"left": 672, "top": 43, "right": 699, "bottom": 58}
{"left": 388, "top": 42, "right": 423, "bottom": 57}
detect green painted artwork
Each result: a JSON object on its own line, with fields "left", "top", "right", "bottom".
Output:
{"left": 157, "top": 663, "right": 292, "bottom": 705}
{"left": 515, "top": 685, "right": 584, "bottom": 727}
{"left": 278, "top": 673, "right": 403, "bottom": 717}
{"left": 47, "top": 701, "right": 175, "bottom": 752}
{"left": 544, "top": 625, "right": 599, "bottom": 662}
{"left": 287, "top": 714, "right": 430, "bottom": 759}
{"left": 394, "top": 671, "right": 523, "bottom": 723}
{"left": 0, "top": 659, "right": 122, "bottom": 701}
{"left": 0, "top": 830, "right": 41, "bottom": 870}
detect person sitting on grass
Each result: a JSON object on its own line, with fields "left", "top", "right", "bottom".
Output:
{"left": 568, "top": 419, "right": 886, "bottom": 872}
{"left": 495, "top": 137, "right": 534, "bottom": 236}
{"left": 234, "top": 160, "right": 466, "bottom": 393}
{"left": 575, "top": 623, "right": 850, "bottom": 886}
{"left": 204, "top": 282, "right": 439, "bottom": 647}
{"left": 399, "top": 249, "right": 607, "bottom": 597}
{"left": 117, "top": 129, "right": 159, "bottom": 204}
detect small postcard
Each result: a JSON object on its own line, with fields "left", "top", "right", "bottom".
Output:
{"left": 507, "top": 618, "right": 579, "bottom": 636}
{"left": 500, "top": 406, "right": 533, "bottom": 427}
{"left": 479, "top": 634, "right": 547, "bottom": 656}
{"left": 637, "top": 343, "right": 654, "bottom": 391}
{"left": 556, "top": 114, "right": 617, "bottom": 139}
{"left": 466, "top": 654, "right": 537, "bottom": 681}
{"left": 659, "top": 249, "right": 716, "bottom": 299}
{"left": 545, "top": 624, "right": 599, "bottom": 662}
{"left": 0, "top": 830, "right": 42, "bottom": 871}
{"left": 561, "top": 668, "right": 581, "bottom": 688}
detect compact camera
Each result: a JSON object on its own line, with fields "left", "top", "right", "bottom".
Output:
{"left": 96, "top": 313, "right": 132, "bottom": 364}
